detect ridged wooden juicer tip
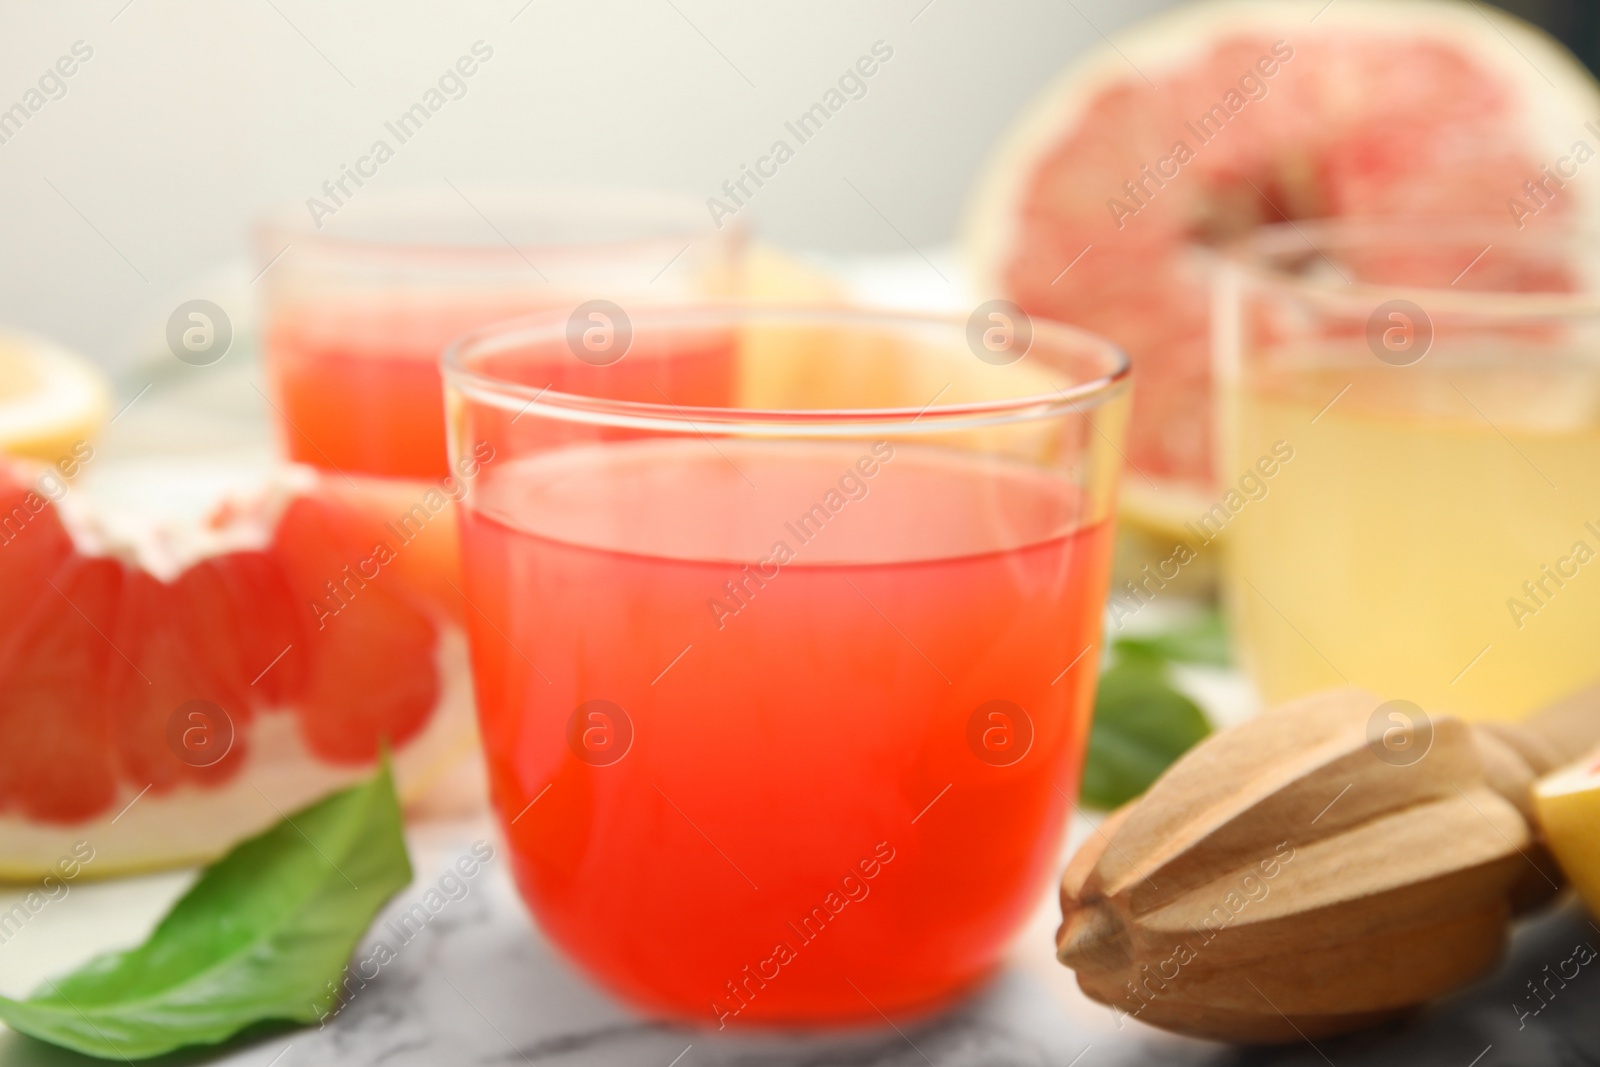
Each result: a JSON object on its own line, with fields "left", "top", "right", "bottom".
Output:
{"left": 1057, "top": 688, "right": 1582, "bottom": 1043}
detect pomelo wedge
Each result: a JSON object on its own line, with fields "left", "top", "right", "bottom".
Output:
{"left": 0, "top": 458, "right": 475, "bottom": 879}
{"left": 966, "top": 0, "right": 1600, "bottom": 517}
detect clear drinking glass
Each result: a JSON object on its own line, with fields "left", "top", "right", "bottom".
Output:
{"left": 1215, "top": 219, "right": 1600, "bottom": 721}
{"left": 251, "top": 187, "right": 743, "bottom": 664}
{"left": 442, "top": 305, "right": 1130, "bottom": 1025}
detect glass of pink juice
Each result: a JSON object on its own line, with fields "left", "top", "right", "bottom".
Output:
{"left": 256, "top": 188, "right": 742, "bottom": 480}
{"left": 442, "top": 306, "right": 1131, "bottom": 1026}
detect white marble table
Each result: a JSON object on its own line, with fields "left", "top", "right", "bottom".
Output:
{"left": 3, "top": 806, "right": 1595, "bottom": 1067}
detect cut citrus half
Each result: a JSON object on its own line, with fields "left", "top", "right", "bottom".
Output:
{"left": 966, "top": 0, "right": 1600, "bottom": 516}
{"left": 0, "top": 458, "right": 475, "bottom": 879}
{"left": 0, "top": 332, "right": 111, "bottom": 461}
{"left": 1533, "top": 752, "right": 1600, "bottom": 921}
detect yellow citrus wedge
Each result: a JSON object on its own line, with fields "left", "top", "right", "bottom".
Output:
{"left": 1533, "top": 753, "right": 1600, "bottom": 919}
{"left": 0, "top": 332, "right": 112, "bottom": 460}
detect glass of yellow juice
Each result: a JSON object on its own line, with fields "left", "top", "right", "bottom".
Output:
{"left": 1215, "top": 220, "right": 1600, "bottom": 721}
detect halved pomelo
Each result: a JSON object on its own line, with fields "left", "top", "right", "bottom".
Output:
{"left": 0, "top": 457, "right": 475, "bottom": 878}
{"left": 966, "top": 0, "right": 1600, "bottom": 514}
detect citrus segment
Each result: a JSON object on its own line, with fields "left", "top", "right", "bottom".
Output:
{"left": 0, "top": 467, "right": 75, "bottom": 641}
{"left": 269, "top": 496, "right": 440, "bottom": 763}
{"left": 0, "top": 555, "right": 123, "bottom": 824}
{"left": 106, "top": 568, "right": 252, "bottom": 793}
{"left": 175, "top": 551, "right": 308, "bottom": 712}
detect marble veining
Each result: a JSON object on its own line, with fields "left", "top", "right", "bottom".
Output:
{"left": 1, "top": 817, "right": 1595, "bottom": 1067}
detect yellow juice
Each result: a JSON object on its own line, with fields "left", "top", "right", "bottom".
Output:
{"left": 1224, "top": 348, "right": 1600, "bottom": 721}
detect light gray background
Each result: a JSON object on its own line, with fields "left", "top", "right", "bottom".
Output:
{"left": 0, "top": 0, "right": 1175, "bottom": 371}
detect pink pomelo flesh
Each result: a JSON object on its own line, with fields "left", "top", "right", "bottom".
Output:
{"left": 980, "top": 12, "right": 1593, "bottom": 489}
{"left": 0, "top": 462, "right": 443, "bottom": 825}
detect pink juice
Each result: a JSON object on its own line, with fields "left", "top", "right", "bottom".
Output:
{"left": 460, "top": 436, "right": 1113, "bottom": 1024}
{"left": 265, "top": 304, "right": 737, "bottom": 479}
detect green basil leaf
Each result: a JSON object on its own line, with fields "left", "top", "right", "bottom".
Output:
{"left": 1112, "top": 609, "right": 1231, "bottom": 667}
{"left": 1080, "top": 654, "right": 1212, "bottom": 810}
{"left": 0, "top": 761, "right": 412, "bottom": 1061}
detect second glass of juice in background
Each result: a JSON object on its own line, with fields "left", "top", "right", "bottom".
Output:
{"left": 255, "top": 188, "right": 743, "bottom": 598}
{"left": 1217, "top": 220, "right": 1600, "bottom": 721}
{"left": 443, "top": 307, "right": 1130, "bottom": 1024}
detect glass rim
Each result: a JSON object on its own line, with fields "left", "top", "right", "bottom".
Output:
{"left": 440, "top": 304, "right": 1131, "bottom": 435}
{"left": 1221, "top": 217, "right": 1600, "bottom": 318}
{"left": 254, "top": 185, "right": 740, "bottom": 260}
